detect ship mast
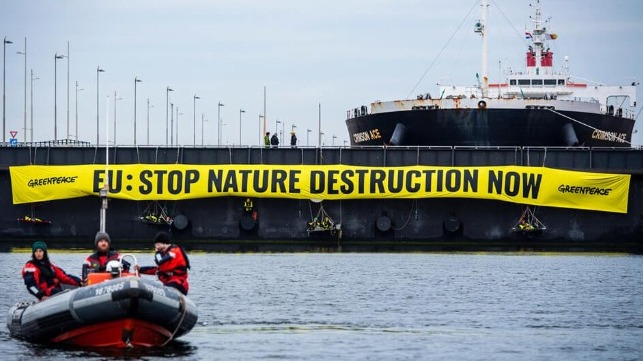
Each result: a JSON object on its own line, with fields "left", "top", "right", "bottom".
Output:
{"left": 480, "top": 0, "right": 489, "bottom": 98}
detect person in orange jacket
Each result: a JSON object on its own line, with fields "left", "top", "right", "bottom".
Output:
{"left": 22, "top": 241, "right": 81, "bottom": 301}
{"left": 136, "top": 231, "right": 191, "bottom": 295}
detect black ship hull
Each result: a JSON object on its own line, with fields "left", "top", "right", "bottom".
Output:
{"left": 346, "top": 108, "right": 634, "bottom": 147}
{"left": 1, "top": 146, "right": 643, "bottom": 253}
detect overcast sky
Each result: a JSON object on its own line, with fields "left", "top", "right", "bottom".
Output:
{"left": 1, "top": 0, "right": 642, "bottom": 147}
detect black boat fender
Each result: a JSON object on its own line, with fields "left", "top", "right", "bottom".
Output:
{"left": 561, "top": 123, "right": 579, "bottom": 146}
{"left": 389, "top": 123, "right": 408, "bottom": 146}
{"left": 376, "top": 215, "right": 392, "bottom": 233}
{"left": 173, "top": 214, "right": 189, "bottom": 230}
{"left": 239, "top": 212, "right": 257, "bottom": 231}
{"left": 443, "top": 215, "right": 462, "bottom": 234}
{"left": 477, "top": 100, "right": 487, "bottom": 109}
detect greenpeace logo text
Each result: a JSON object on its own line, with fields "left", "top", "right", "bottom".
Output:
{"left": 28, "top": 176, "right": 78, "bottom": 188}
{"left": 557, "top": 184, "right": 612, "bottom": 196}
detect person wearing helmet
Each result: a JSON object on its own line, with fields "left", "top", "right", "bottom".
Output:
{"left": 82, "top": 231, "right": 123, "bottom": 282}
{"left": 136, "top": 231, "right": 190, "bottom": 295}
{"left": 22, "top": 241, "right": 82, "bottom": 301}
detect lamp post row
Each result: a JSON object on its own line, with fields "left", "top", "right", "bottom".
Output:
{"left": 1, "top": 40, "right": 285, "bottom": 147}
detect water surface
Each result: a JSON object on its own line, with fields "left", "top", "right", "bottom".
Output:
{"left": 1, "top": 252, "right": 641, "bottom": 360}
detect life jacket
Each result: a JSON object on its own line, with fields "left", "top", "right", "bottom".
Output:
{"left": 84, "top": 250, "right": 121, "bottom": 273}
{"left": 140, "top": 244, "right": 190, "bottom": 294}
{"left": 22, "top": 259, "right": 80, "bottom": 300}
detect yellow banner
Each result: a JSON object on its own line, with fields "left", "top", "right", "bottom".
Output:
{"left": 9, "top": 164, "right": 630, "bottom": 213}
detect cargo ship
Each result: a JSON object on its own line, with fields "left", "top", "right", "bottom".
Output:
{"left": 345, "top": 0, "right": 637, "bottom": 147}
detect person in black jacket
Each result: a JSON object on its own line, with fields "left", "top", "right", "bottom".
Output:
{"left": 270, "top": 133, "right": 279, "bottom": 147}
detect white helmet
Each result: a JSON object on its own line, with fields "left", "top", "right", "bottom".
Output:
{"left": 106, "top": 260, "right": 122, "bottom": 278}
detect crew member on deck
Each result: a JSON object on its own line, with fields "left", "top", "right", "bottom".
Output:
{"left": 270, "top": 133, "right": 279, "bottom": 148}
{"left": 136, "top": 231, "right": 191, "bottom": 295}
{"left": 22, "top": 241, "right": 81, "bottom": 301}
{"left": 290, "top": 131, "right": 297, "bottom": 148}
{"left": 264, "top": 132, "right": 271, "bottom": 147}
{"left": 82, "top": 232, "right": 124, "bottom": 282}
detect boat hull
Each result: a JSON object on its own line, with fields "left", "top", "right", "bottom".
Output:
{"left": 6, "top": 276, "right": 198, "bottom": 348}
{"left": 346, "top": 108, "right": 634, "bottom": 147}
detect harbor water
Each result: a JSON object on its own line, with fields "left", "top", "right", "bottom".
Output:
{"left": 1, "top": 252, "right": 642, "bottom": 360}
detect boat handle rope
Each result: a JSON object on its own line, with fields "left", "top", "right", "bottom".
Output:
{"left": 162, "top": 294, "right": 188, "bottom": 347}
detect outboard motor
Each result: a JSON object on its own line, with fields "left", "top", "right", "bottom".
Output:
{"left": 389, "top": 123, "right": 408, "bottom": 146}
{"left": 561, "top": 123, "right": 579, "bottom": 146}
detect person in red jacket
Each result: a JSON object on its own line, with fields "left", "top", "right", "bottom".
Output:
{"left": 22, "top": 241, "right": 81, "bottom": 301}
{"left": 82, "top": 231, "right": 123, "bottom": 281}
{"left": 136, "top": 231, "right": 190, "bottom": 295}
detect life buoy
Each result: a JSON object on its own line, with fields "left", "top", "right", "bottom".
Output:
{"left": 477, "top": 100, "right": 487, "bottom": 109}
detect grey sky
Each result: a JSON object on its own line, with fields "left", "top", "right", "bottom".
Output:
{"left": 2, "top": 0, "right": 642, "bottom": 146}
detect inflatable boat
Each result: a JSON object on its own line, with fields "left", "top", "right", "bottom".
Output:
{"left": 6, "top": 255, "right": 198, "bottom": 348}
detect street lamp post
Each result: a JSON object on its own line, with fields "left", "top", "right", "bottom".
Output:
{"left": 96, "top": 66, "right": 105, "bottom": 145}
{"left": 75, "top": 81, "right": 83, "bottom": 141}
{"left": 3, "top": 37, "right": 12, "bottom": 143}
{"left": 193, "top": 94, "right": 200, "bottom": 146}
{"left": 259, "top": 114, "right": 264, "bottom": 145}
{"left": 170, "top": 102, "right": 174, "bottom": 145}
{"left": 54, "top": 53, "right": 65, "bottom": 142}
{"left": 133, "top": 76, "right": 142, "bottom": 145}
{"left": 217, "top": 102, "right": 224, "bottom": 146}
{"left": 332, "top": 134, "right": 337, "bottom": 146}
{"left": 113, "top": 91, "right": 122, "bottom": 145}
{"left": 66, "top": 42, "right": 70, "bottom": 140}
{"left": 239, "top": 108, "right": 245, "bottom": 145}
{"left": 146, "top": 98, "right": 153, "bottom": 145}
{"left": 201, "top": 113, "right": 207, "bottom": 146}
{"left": 16, "top": 38, "right": 26, "bottom": 143}
{"left": 175, "top": 107, "right": 182, "bottom": 144}
{"left": 30, "top": 70, "right": 39, "bottom": 143}
{"left": 306, "top": 128, "right": 311, "bottom": 146}
{"left": 165, "top": 86, "right": 173, "bottom": 146}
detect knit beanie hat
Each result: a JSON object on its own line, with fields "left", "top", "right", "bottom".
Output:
{"left": 153, "top": 231, "right": 172, "bottom": 244}
{"left": 32, "top": 240, "right": 47, "bottom": 253}
{"left": 95, "top": 231, "right": 111, "bottom": 246}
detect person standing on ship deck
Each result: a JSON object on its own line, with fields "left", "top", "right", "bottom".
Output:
{"left": 290, "top": 131, "right": 297, "bottom": 148}
{"left": 264, "top": 132, "right": 271, "bottom": 147}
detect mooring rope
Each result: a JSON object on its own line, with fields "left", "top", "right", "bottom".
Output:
{"left": 546, "top": 108, "right": 631, "bottom": 146}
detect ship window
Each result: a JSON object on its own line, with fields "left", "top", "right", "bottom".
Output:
{"left": 532, "top": 79, "right": 543, "bottom": 85}
{"left": 558, "top": 79, "right": 565, "bottom": 85}
{"left": 509, "top": 79, "right": 517, "bottom": 85}
{"left": 544, "top": 79, "right": 556, "bottom": 85}
{"left": 518, "top": 79, "right": 530, "bottom": 86}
